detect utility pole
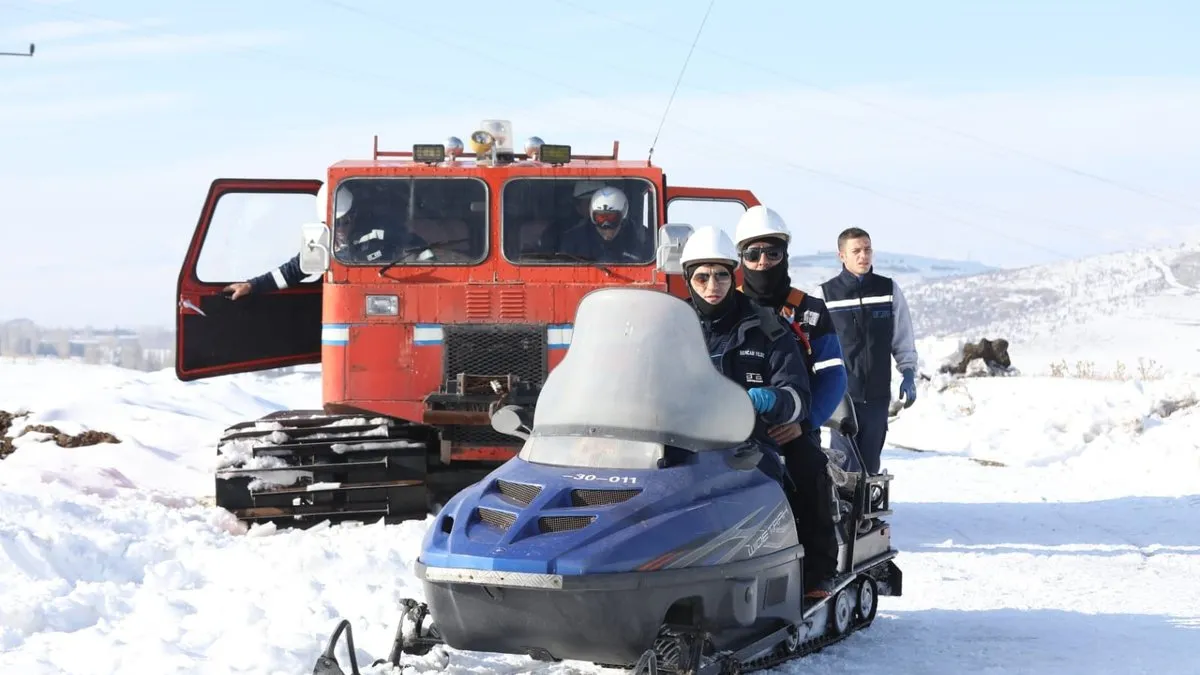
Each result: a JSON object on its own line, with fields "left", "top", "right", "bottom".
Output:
{"left": 0, "top": 43, "right": 35, "bottom": 58}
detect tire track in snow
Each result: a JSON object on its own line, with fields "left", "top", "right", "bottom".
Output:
{"left": 1147, "top": 253, "right": 1199, "bottom": 293}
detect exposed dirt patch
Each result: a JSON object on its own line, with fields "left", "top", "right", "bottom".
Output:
{"left": 1, "top": 409, "right": 120, "bottom": 458}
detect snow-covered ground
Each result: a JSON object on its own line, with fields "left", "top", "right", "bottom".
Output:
{"left": 2, "top": 293, "right": 1200, "bottom": 673}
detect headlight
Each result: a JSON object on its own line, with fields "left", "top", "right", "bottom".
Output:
{"left": 365, "top": 295, "right": 399, "bottom": 316}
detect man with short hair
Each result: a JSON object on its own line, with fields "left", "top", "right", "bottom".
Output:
{"left": 814, "top": 227, "right": 918, "bottom": 476}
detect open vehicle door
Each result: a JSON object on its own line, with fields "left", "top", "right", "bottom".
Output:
{"left": 663, "top": 185, "right": 760, "bottom": 296}
{"left": 176, "top": 178, "right": 324, "bottom": 381}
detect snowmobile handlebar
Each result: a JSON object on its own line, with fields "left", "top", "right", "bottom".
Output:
{"left": 312, "top": 619, "right": 361, "bottom": 675}
{"left": 822, "top": 391, "right": 871, "bottom": 486}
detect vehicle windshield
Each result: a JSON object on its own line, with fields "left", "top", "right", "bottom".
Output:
{"left": 502, "top": 177, "right": 657, "bottom": 265}
{"left": 332, "top": 176, "right": 488, "bottom": 266}
{"left": 518, "top": 287, "right": 756, "bottom": 470}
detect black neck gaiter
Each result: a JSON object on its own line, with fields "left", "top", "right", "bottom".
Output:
{"left": 741, "top": 263, "right": 791, "bottom": 309}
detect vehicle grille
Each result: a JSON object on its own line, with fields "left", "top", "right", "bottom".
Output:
{"left": 571, "top": 488, "right": 641, "bottom": 507}
{"left": 496, "top": 479, "right": 542, "bottom": 505}
{"left": 442, "top": 324, "right": 547, "bottom": 386}
{"left": 539, "top": 515, "right": 595, "bottom": 533}
{"left": 477, "top": 507, "right": 517, "bottom": 531}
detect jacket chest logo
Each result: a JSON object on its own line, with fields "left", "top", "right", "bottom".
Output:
{"left": 739, "top": 349, "right": 766, "bottom": 359}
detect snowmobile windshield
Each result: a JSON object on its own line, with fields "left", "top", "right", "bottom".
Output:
{"left": 522, "top": 287, "right": 756, "bottom": 469}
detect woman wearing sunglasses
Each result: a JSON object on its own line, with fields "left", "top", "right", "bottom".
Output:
{"left": 678, "top": 226, "right": 813, "bottom": 490}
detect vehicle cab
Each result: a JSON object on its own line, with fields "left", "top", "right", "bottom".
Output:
{"left": 176, "top": 119, "right": 758, "bottom": 463}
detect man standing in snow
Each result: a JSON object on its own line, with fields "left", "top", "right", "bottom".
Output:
{"left": 814, "top": 227, "right": 919, "bottom": 476}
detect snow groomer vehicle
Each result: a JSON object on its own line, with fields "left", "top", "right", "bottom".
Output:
{"left": 173, "top": 119, "right": 760, "bottom": 527}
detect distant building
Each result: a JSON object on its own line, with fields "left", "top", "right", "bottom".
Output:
{"left": 0, "top": 318, "right": 175, "bottom": 372}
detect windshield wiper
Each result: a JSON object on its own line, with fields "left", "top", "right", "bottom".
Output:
{"left": 519, "top": 251, "right": 613, "bottom": 276}
{"left": 376, "top": 239, "right": 465, "bottom": 276}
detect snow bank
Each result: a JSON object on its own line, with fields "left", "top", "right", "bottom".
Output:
{"left": 2, "top": 357, "right": 1199, "bottom": 674}
{"left": 0, "top": 474, "right": 433, "bottom": 674}
{"left": 0, "top": 359, "right": 321, "bottom": 497}
{"left": 887, "top": 374, "right": 1200, "bottom": 479}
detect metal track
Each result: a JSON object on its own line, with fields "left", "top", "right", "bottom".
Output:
{"left": 645, "top": 579, "right": 878, "bottom": 675}
{"left": 213, "top": 410, "right": 443, "bottom": 527}
{"left": 368, "top": 574, "right": 881, "bottom": 675}
{"left": 699, "top": 613, "right": 874, "bottom": 675}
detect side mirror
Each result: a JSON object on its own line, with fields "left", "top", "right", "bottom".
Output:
{"left": 298, "top": 222, "right": 331, "bottom": 275}
{"left": 655, "top": 223, "right": 694, "bottom": 275}
{"left": 490, "top": 404, "right": 532, "bottom": 440}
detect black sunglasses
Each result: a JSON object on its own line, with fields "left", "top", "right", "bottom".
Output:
{"left": 691, "top": 270, "right": 732, "bottom": 284}
{"left": 741, "top": 246, "right": 784, "bottom": 263}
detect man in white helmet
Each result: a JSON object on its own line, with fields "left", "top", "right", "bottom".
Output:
{"left": 679, "top": 227, "right": 818, "bottom": 570}
{"left": 222, "top": 184, "right": 350, "bottom": 300}
{"left": 558, "top": 185, "right": 652, "bottom": 263}
{"left": 733, "top": 204, "right": 847, "bottom": 599}
{"left": 225, "top": 182, "right": 432, "bottom": 300}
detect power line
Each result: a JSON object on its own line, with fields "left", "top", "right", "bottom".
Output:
{"left": 0, "top": 0, "right": 1116, "bottom": 260}
{"left": 648, "top": 0, "right": 716, "bottom": 164}
{"left": 550, "top": 0, "right": 1200, "bottom": 217}
{"left": 308, "top": 0, "right": 1079, "bottom": 260}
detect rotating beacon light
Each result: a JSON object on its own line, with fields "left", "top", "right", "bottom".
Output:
{"left": 468, "top": 119, "right": 513, "bottom": 164}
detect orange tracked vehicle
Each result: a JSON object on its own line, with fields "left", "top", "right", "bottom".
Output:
{"left": 175, "top": 119, "right": 759, "bottom": 527}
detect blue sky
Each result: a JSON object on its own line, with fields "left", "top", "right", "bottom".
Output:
{"left": 2, "top": 0, "right": 1199, "bottom": 326}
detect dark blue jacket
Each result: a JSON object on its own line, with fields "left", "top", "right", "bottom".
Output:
{"left": 558, "top": 221, "right": 652, "bottom": 263}
{"left": 745, "top": 287, "right": 848, "bottom": 435}
{"left": 817, "top": 267, "right": 918, "bottom": 402}
{"left": 690, "top": 292, "right": 813, "bottom": 478}
{"left": 248, "top": 253, "right": 320, "bottom": 293}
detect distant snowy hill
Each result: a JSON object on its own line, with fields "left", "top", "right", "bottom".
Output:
{"left": 788, "top": 251, "right": 997, "bottom": 292}
{"left": 903, "top": 242, "right": 1200, "bottom": 375}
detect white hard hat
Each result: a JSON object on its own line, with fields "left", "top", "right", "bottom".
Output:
{"left": 680, "top": 226, "right": 740, "bottom": 270}
{"left": 334, "top": 185, "right": 353, "bottom": 219}
{"left": 315, "top": 183, "right": 354, "bottom": 222}
{"left": 734, "top": 205, "right": 791, "bottom": 249}
{"left": 315, "top": 183, "right": 328, "bottom": 222}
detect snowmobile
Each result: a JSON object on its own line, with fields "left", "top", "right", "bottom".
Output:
{"left": 312, "top": 286, "right": 902, "bottom": 675}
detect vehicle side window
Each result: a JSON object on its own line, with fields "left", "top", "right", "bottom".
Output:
{"left": 664, "top": 197, "right": 748, "bottom": 245}
{"left": 195, "top": 192, "right": 317, "bottom": 283}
